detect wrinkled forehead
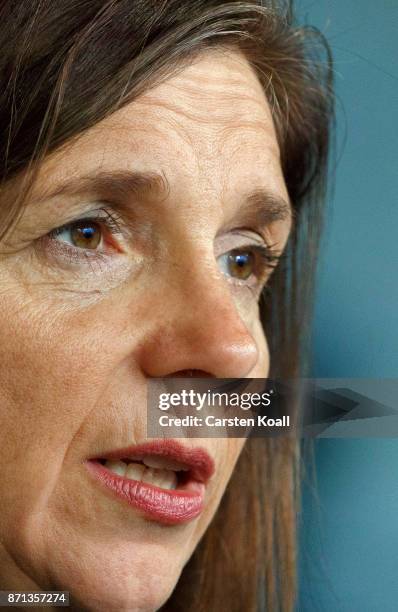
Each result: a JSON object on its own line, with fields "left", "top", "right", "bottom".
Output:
{"left": 40, "top": 51, "right": 283, "bottom": 177}
{"left": 132, "top": 47, "right": 279, "bottom": 141}
{"left": 3, "top": 48, "right": 290, "bottom": 244}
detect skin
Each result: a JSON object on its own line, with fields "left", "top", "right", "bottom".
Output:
{"left": 0, "top": 48, "right": 291, "bottom": 611}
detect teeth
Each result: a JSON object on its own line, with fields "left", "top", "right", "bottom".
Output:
{"left": 104, "top": 460, "right": 178, "bottom": 490}
{"left": 104, "top": 460, "right": 126, "bottom": 477}
{"left": 158, "top": 470, "right": 178, "bottom": 490}
{"left": 142, "top": 456, "right": 188, "bottom": 471}
{"left": 125, "top": 463, "right": 146, "bottom": 481}
{"left": 141, "top": 467, "right": 157, "bottom": 486}
{"left": 141, "top": 467, "right": 178, "bottom": 490}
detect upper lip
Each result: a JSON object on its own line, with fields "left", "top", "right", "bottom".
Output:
{"left": 90, "top": 439, "right": 215, "bottom": 483}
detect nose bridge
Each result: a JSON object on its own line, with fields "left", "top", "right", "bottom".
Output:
{"left": 137, "top": 246, "right": 259, "bottom": 378}
{"left": 165, "top": 239, "right": 246, "bottom": 332}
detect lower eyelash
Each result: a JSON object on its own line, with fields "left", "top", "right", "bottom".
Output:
{"left": 44, "top": 235, "right": 111, "bottom": 274}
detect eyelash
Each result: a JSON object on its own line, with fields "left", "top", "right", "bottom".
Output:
{"left": 218, "top": 244, "right": 282, "bottom": 292}
{"left": 46, "top": 208, "right": 283, "bottom": 283}
{"left": 50, "top": 208, "right": 124, "bottom": 240}
{"left": 47, "top": 208, "right": 125, "bottom": 268}
{"left": 249, "top": 244, "right": 281, "bottom": 269}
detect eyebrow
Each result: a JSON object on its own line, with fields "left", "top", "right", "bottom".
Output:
{"left": 235, "top": 188, "right": 292, "bottom": 227}
{"left": 33, "top": 170, "right": 170, "bottom": 204}
{"left": 32, "top": 169, "right": 292, "bottom": 226}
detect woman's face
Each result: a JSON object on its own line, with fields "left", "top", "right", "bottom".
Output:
{"left": 0, "top": 49, "right": 291, "bottom": 610}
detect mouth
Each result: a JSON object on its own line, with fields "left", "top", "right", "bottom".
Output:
{"left": 86, "top": 440, "right": 215, "bottom": 525}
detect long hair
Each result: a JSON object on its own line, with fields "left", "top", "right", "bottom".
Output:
{"left": 0, "top": 1, "right": 334, "bottom": 609}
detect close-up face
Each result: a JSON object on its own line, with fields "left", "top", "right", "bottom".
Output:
{"left": 0, "top": 49, "right": 291, "bottom": 610}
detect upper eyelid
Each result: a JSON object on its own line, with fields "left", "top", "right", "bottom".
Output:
{"left": 214, "top": 228, "right": 273, "bottom": 258}
{"left": 227, "top": 229, "right": 270, "bottom": 247}
{"left": 50, "top": 208, "right": 125, "bottom": 235}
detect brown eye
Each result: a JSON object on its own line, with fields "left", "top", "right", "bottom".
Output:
{"left": 226, "top": 249, "right": 255, "bottom": 280}
{"left": 70, "top": 221, "right": 102, "bottom": 249}
{"left": 46, "top": 209, "right": 126, "bottom": 267}
{"left": 50, "top": 219, "right": 104, "bottom": 251}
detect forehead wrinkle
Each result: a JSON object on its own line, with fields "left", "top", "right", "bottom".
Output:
{"left": 148, "top": 105, "right": 197, "bottom": 152}
{"left": 74, "top": 49, "right": 275, "bottom": 165}
{"left": 137, "top": 90, "right": 270, "bottom": 129}
{"left": 127, "top": 95, "right": 278, "bottom": 185}
{"left": 217, "top": 120, "right": 281, "bottom": 162}
{"left": 136, "top": 63, "right": 270, "bottom": 130}
{"left": 17, "top": 50, "right": 286, "bottom": 226}
{"left": 160, "top": 73, "right": 265, "bottom": 106}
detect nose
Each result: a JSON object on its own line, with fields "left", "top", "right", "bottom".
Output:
{"left": 137, "top": 262, "right": 260, "bottom": 379}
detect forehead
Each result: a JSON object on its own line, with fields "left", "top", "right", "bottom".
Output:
{"left": 40, "top": 48, "right": 287, "bottom": 203}
{"left": 131, "top": 48, "right": 279, "bottom": 147}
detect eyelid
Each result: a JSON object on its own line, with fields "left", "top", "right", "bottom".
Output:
{"left": 229, "top": 229, "right": 269, "bottom": 245}
{"left": 214, "top": 228, "right": 271, "bottom": 259}
{"left": 52, "top": 207, "right": 125, "bottom": 235}
{"left": 40, "top": 206, "right": 128, "bottom": 272}
{"left": 49, "top": 206, "right": 130, "bottom": 253}
{"left": 216, "top": 242, "right": 283, "bottom": 294}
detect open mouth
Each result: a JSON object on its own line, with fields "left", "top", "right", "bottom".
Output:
{"left": 86, "top": 440, "right": 214, "bottom": 525}
{"left": 97, "top": 456, "right": 190, "bottom": 489}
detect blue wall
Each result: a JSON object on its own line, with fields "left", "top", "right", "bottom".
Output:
{"left": 296, "top": 1, "right": 398, "bottom": 610}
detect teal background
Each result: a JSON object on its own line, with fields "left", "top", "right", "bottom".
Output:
{"left": 295, "top": 1, "right": 398, "bottom": 610}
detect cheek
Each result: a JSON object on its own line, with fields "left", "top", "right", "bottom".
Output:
{"left": 0, "top": 291, "right": 121, "bottom": 512}
{"left": 0, "top": 290, "right": 149, "bottom": 588}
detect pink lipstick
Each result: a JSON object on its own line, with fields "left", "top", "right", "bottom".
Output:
{"left": 86, "top": 440, "right": 214, "bottom": 525}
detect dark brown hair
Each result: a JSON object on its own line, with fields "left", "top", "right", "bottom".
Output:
{"left": 0, "top": 1, "right": 334, "bottom": 610}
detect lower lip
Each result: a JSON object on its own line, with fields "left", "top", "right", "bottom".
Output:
{"left": 86, "top": 461, "right": 206, "bottom": 525}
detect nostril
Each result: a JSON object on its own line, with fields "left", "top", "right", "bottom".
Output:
{"left": 170, "top": 370, "right": 214, "bottom": 378}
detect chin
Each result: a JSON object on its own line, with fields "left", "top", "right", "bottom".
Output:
{"left": 68, "top": 578, "right": 175, "bottom": 612}
{"left": 43, "top": 539, "right": 184, "bottom": 612}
